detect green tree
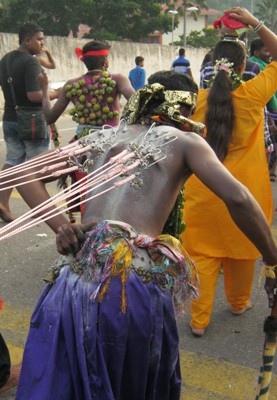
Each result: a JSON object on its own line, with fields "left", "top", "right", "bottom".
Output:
{"left": 0, "top": 0, "right": 86, "bottom": 36}
{"left": 0, "top": 0, "right": 172, "bottom": 41}
{"left": 185, "top": 27, "right": 220, "bottom": 48}
{"left": 256, "top": 0, "right": 277, "bottom": 32}
{"left": 83, "top": 0, "right": 171, "bottom": 41}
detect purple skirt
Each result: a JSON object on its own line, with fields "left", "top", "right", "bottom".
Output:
{"left": 16, "top": 266, "right": 181, "bottom": 400}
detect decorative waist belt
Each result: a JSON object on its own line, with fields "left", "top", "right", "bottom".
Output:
{"left": 45, "top": 220, "right": 198, "bottom": 316}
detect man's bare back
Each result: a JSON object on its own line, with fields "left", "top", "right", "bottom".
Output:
{"left": 80, "top": 121, "right": 244, "bottom": 237}
{"left": 82, "top": 123, "right": 190, "bottom": 236}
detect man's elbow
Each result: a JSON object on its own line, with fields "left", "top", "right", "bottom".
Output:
{"left": 226, "top": 184, "right": 252, "bottom": 209}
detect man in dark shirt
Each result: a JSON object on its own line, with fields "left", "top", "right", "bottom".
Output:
{"left": 171, "top": 48, "right": 192, "bottom": 77}
{"left": 0, "top": 23, "right": 59, "bottom": 223}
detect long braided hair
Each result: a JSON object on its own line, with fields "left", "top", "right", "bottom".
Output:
{"left": 205, "top": 40, "right": 246, "bottom": 161}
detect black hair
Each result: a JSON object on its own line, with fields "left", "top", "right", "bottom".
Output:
{"left": 179, "top": 48, "right": 185, "bottom": 56}
{"left": 205, "top": 40, "right": 246, "bottom": 161}
{"left": 148, "top": 70, "right": 198, "bottom": 93}
{"left": 18, "top": 23, "right": 43, "bottom": 45}
{"left": 135, "top": 56, "right": 144, "bottom": 66}
{"left": 250, "top": 38, "right": 265, "bottom": 57}
{"left": 201, "top": 48, "right": 214, "bottom": 68}
{"left": 82, "top": 40, "right": 111, "bottom": 70}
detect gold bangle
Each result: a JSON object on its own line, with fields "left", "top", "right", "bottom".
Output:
{"left": 250, "top": 20, "right": 265, "bottom": 32}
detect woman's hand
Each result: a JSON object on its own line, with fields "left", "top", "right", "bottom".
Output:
{"left": 226, "top": 7, "right": 259, "bottom": 28}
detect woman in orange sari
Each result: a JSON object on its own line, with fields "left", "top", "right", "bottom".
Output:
{"left": 181, "top": 7, "right": 277, "bottom": 336}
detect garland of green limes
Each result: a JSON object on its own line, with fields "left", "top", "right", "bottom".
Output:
{"left": 162, "top": 188, "right": 186, "bottom": 241}
{"left": 65, "top": 70, "right": 119, "bottom": 128}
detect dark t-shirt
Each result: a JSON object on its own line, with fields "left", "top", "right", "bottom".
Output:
{"left": 0, "top": 50, "right": 42, "bottom": 121}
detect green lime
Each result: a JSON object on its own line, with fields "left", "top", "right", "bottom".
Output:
{"left": 93, "top": 104, "right": 100, "bottom": 111}
{"left": 89, "top": 112, "right": 97, "bottom": 120}
{"left": 79, "top": 95, "right": 86, "bottom": 103}
{"left": 106, "top": 86, "right": 113, "bottom": 94}
{"left": 102, "top": 106, "right": 109, "bottom": 113}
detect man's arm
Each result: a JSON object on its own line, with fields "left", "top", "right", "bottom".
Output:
{"left": 37, "top": 47, "right": 56, "bottom": 69}
{"left": 17, "top": 178, "right": 69, "bottom": 233}
{"left": 140, "top": 69, "right": 146, "bottom": 87}
{"left": 27, "top": 88, "right": 60, "bottom": 103}
{"left": 37, "top": 72, "right": 70, "bottom": 124}
{"left": 113, "top": 73, "right": 135, "bottom": 100}
{"left": 24, "top": 58, "right": 59, "bottom": 103}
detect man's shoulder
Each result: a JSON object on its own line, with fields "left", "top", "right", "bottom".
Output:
{"left": 3, "top": 50, "right": 39, "bottom": 69}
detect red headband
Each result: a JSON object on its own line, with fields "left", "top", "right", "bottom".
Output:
{"left": 75, "top": 48, "right": 109, "bottom": 61}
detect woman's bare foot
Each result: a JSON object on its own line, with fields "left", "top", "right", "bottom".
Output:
{"left": 231, "top": 300, "right": 253, "bottom": 315}
{"left": 0, "top": 364, "right": 21, "bottom": 393}
{"left": 0, "top": 204, "right": 13, "bottom": 223}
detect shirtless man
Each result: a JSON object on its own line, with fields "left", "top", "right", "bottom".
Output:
{"left": 43, "top": 39, "right": 134, "bottom": 136}
{"left": 9, "top": 10, "right": 277, "bottom": 398}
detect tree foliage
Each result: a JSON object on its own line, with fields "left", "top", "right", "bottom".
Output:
{"left": 256, "top": 0, "right": 277, "bottom": 32}
{"left": 0, "top": 0, "right": 173, "bottom": 41}
{"left": 185, "top": 27, "right": 220, "bottom": 48}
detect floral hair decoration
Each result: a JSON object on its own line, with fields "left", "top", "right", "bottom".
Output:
{"left": 214, "top": 58, "right": 234, "bottom": 77}
{"left": 208, "top": 57, "right": 242, "bottom": 91}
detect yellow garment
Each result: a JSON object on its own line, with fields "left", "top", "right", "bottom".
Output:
{"left": 189, "top": 255, "right": 255, "bottom": 328}
{"left": 181, "top": 62, "right": 277, "bottom": 259}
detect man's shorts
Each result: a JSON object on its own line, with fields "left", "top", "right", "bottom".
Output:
{"left": 3, "top": 120, "right": 50, "bottom": 166}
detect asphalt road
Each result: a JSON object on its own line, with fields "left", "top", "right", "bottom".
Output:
{"left": 0, "top": 116, "right": 277, "bottom": 399}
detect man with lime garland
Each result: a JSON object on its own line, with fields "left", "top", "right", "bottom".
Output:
{"left": 44, "top": 39, "right": 134, "bottom": 137}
